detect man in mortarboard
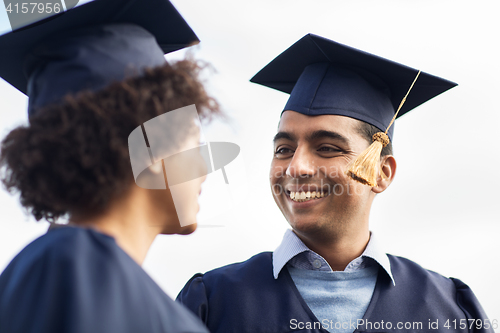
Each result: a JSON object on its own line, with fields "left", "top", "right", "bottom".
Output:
{"left": 177, "top": 34, "right": 493, "bottom": 333}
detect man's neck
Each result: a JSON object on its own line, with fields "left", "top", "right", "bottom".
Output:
{"left": 293, "top": 228, "right": 370, "bottom": 271}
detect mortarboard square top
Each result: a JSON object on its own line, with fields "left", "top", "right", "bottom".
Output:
{"left": 250, "top": 34, "right": 457, "bottom": 140}
{"left": 0, "top": 0, "right": 199, "bottom": 115}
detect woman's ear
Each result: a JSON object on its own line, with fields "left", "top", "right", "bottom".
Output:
{"left": 372, "top": 155, "right": 397, "bottom": 194}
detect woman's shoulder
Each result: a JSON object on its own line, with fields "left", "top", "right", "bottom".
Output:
{"left": 0, "top": 226, "right": 116, "bottom": 292}
{"left": 2, "top": 225, "right": 117, "bottom": 270}
{"left": 0, "top": 225, "right": 208, "bottom": 332}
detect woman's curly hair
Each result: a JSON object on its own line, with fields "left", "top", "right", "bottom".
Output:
{"left": 0, "top": 59, "right": 220, "bottom": 222}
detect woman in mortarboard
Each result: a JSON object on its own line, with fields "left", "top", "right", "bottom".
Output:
{"left": 0, "top": 1, "right": 217, "bottom": 332}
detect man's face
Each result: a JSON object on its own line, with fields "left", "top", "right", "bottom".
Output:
{"left": 270, "top": 111, "right": 375, "bottom": 239}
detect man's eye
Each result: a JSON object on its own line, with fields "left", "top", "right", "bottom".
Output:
{"left": 318, "top": 146, "right": 341, "bottom": 152}
{"left": 275, "top": 147, "right": 293, "bottom": 155}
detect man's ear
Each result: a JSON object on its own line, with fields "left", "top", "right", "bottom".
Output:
{"left": 372, "top": 155, "right": 396, "bottom": 194}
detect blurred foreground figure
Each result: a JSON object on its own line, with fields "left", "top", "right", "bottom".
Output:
{"left": 0, "top": 1, "right": 219, "bottom": 332}
{"left": 177, "top": 34, "right": 493, "bottom": 333}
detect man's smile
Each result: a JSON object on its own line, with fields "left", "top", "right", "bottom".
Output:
{"left": 282, "top": 185, "right": 333, "bottom": 209}
{"left": 283, "top": 184, "right": 332, "bottom": 201}
{"left": 286, "top": 188, "right": 331, "bottom": 202}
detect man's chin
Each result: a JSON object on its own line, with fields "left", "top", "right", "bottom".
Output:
{"left": 288, "top": 217, "right": 324, "bottom": 233}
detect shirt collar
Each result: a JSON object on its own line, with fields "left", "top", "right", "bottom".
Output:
{"left": 272, "top": 229, "right": 395, "bottom": 285}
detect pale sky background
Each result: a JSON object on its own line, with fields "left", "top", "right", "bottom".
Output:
{"left": 0, "top": 0, "right": 499, "bottom": 327}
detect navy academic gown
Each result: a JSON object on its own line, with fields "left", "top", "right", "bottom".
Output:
{"left": 0, "top": 226, "right": 208, "bottom": 333}
{"left": 177, "top": 252, "right": 493, "bottom": 333}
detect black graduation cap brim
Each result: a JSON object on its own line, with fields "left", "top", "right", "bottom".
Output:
{"left": 0, "top": 0, "right": 199, "bottom": 95}
{"left": 250, "top": 33, "right": 457, "bottom": 119}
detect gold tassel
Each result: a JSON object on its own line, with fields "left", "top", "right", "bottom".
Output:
{"left": 346, "top": 132, "right": 390, "bottom": 187}
{"left": 346, "top": 70, "right": 421, "bottom": 186}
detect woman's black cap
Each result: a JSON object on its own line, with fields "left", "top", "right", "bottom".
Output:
{"left": 0, "top": 0, "right": 199, "bottom": 116}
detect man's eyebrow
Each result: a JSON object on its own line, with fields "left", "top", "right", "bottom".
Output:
{"left": 273, "top": 131, "right": 296, "bottom": 143}
{"left": 307, "top": 130, "right": 349, "bottom": 145}
{"left": 273, "top": 130, "right": 350, "bottom": 145}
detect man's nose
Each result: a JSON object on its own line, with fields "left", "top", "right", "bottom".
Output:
{"left": 286, "top": 147, "right": 315, "bottom": 178}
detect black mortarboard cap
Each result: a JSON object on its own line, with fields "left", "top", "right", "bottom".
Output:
{"left": 0, "top": 0, "right": 199, "bottom": 116}
{"left": 250, "top": 34, "right": 457, "bottom": 140}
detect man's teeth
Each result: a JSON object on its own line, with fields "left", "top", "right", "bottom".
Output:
{"left": 289, "top": 191, "right": 326, "bottom": 202}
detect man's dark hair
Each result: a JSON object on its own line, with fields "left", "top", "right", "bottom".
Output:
{"left": 357, "top": 121, "right": 393, "bottom": 156}
{"left": 0, "top": 59, "right": 220, "bottom": 222}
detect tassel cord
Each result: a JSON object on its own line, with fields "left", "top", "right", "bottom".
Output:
{"left": 346, "top": 70, "right": 422, "bottom": 187}
{"left": 384, "top": 70, "right": 421, "bottom": 135}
